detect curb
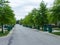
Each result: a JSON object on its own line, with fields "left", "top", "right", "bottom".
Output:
{"left": 41, "top": 31, "right": 60, "bottom": 38}
{"left": 0, "top": 28, "right": 14, "bottom": 38}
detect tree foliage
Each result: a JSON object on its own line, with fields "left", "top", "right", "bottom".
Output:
{"left": 51, "top": 0, "right": 60, "bottom": 25}
{"left": 0, "top": 0, "right": 16, "bottom": 33}
{"left": 19, "top": 0, "right": 60, "bottom": 29}
{"left": 19, "top": 1, "right": 48, "bottom": 29}
{"left": 0, "top": 4, "right": 16, "bottom": 25}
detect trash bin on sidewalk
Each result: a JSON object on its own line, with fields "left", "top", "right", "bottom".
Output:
{"left": 43, "top": 24, "right": 47, "bottom": 31}
{"left": 48, "top": 25, "right": 52, "bottom": 33}
{"left": 7, "top": 25, "right": 12, "bottom": 31}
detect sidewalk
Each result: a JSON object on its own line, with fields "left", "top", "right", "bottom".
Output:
{"left": 0, "top": 27, "right": 14, "bottom": 45}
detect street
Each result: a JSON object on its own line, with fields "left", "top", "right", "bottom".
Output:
{"left": 0, "top": 24, "right": 60, "bottom": 45}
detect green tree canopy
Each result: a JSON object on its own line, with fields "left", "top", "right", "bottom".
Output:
{"left": 39, "top": 0, "right": 48, "bottom": 25}
{"left": 0, "top": 4, "right": 16, "bottom": 24}
{"left": 51, "top": 0, "right": 60, "bottom": 24}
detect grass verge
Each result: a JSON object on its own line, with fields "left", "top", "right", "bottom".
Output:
{"left": 53, "top": 28, "right": 60, "bottom": 30}
{"left": 0, "top": 31, "right": 9, "bottom": 37}
{"left": 52, "top": 32, "right": 60, "bottom": 36}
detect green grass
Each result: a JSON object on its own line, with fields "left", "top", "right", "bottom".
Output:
{"left": 52, "top": 32, "right": 60, "bottom": 35}
{"left": 53, "top": 28, "right": 60, "bottom": 30}
{"left": 0, "top": 31, "right": 9, "bottom": 37}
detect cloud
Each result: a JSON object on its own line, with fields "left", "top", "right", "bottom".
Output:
{"left": 9, "top": 0, "right": 25, "bottom": 8}
{"left": 9, "top": 0, "right": 54, "bottom": 20}
{"left": 9, "top": 0, "right": 40, "bottom": 8}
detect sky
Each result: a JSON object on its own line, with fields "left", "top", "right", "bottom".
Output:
{"left": 9, "top": 0, "right": 54, "bottom": 20}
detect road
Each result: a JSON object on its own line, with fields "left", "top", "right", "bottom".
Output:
{"left": 0, "top": 24, "right": 60, "bottom": 45}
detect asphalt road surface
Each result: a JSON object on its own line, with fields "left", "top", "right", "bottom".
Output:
{"left": 0, "top": 24, "right": 60, "bottom": 45}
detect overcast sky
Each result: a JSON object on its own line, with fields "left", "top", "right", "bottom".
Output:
{"left": 9, "top": 0, "right": 54, "bottom": 20}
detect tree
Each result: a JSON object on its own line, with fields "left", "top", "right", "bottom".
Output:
{"left": 0, "top": 4, "right": 16, "bottom": 33}
{"left": 22, "top": 12, "right": 34, "bottom": 28}
{"left": 30, "top": 8, "right": 38, "bottom": 28}
{"left": 19, "top": 19, "right": 23, "bottom": 25}
{"left": 39, "top": 0, "right": 48, "bottom": 30}
{"left": 20, "top": 0, "right": 48, "bottom": 30}
{"left": 51, "top": 0, "right": 60, "bottom": 25}
{"left": 33, "top": 9, "right": 41, "bottom": 29}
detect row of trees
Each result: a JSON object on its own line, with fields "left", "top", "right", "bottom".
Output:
{"left": 19, "top": 0, "right": 60, "bottom": 30}
{"left": 49, "top": 0, "right": 60, "bottom": 25}
{"left": 0, "top": 0, "right": 16, "bottom": 33}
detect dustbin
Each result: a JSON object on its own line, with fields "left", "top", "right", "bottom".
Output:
{"left": 48, "top": 25, "right": 52, "bottom": 33}
{"left": 43, "top": 25, "right": 47, "bottom": 31}
{"left": 7, "top": 26, "right": 12, "bottom": 31}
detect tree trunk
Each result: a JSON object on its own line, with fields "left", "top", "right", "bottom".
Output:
{"left": 37, "top": 25, "right": 40, "bottom": 30}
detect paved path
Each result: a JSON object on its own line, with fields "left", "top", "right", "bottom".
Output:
{"left": 0, "top": 36, "right": 10, "bottom": 45}
{"left": 0, "top": 24, "right": 60, "bottom": 45}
